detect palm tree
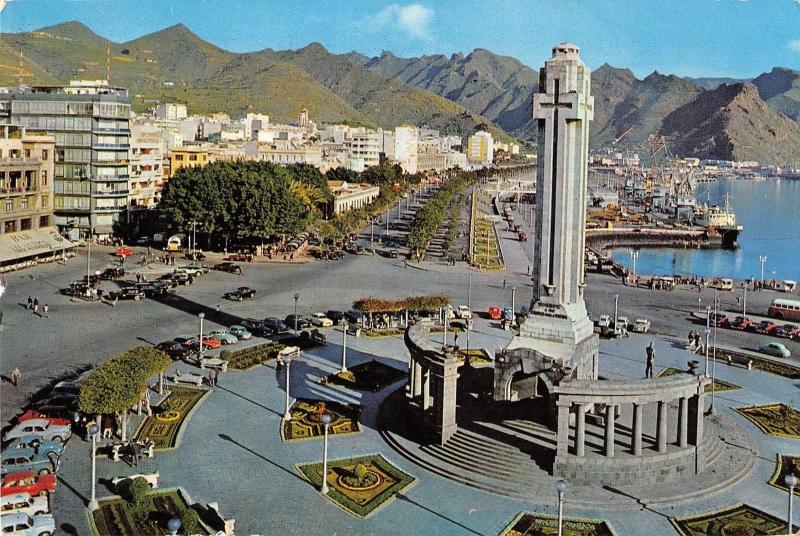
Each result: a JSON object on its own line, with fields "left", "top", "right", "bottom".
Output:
{"left": 289, "top": 180, "right": 326, "bottom": 212}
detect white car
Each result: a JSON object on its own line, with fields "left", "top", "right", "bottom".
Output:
{"left": 597, "top": 315, "right": 611, "bottom": 328}
{"left": 632, "top": 318, "right": 651, "bottom": 333}
{"left": 0, "top": 492, "right": 49, "bottom": 517}
{"left": 0, "top": 511, "right": 55, "bottom": 536}
{"left": 455, "top": 306, "right": 473, "bottom": 320}
{"left": 4, "top": 420, "right": 71, "bottom": 445}
{"left": 310, "top": 312, "right": 333, "bottom": 327}
{"left": 759, "top": 342, "right": 791, "bottom": 358}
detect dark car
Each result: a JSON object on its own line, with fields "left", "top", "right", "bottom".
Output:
{"left": 752, "top": 320, "right": 776, "bottom": 334}
{"left": 263, "top": 317, "right": 291, "bottom": 335}
{"left": 227, "top": 253, "right": 253, "bottom": 262}
{"left": 224, "top": 287, "right": 256, "bottom": 301}
{"left": 774, "top": 324, "right": 796, "bottom": 338}
{"left": 387, "top": 249, "right": 399, "bottom": 258}
{"left": 344, "top": 310, "right": 365, "bottom": 325}
{"left": 326, "top": 310, "right": 345, "bottom": 325}
{"left": 34, "top": 394, "right": 78, "bottom": 410}
{"left": 241, "top": 318, "right": 269, "bottom": 337}
{"left": 174, "top": 336, "right": 196, "bottom": 347}
{"left": 156, "top": 341, "right": 192, "bottom": 360}
{"left": 729, "top": 316, "right": 751, "bottom": 330}
{"left": 284, "top": 315, "right": 312, "bottom": 330}
{"left": 185, "top": 251, "right": 206, "bottom": 261}
{"left": 109, "top": 288, "right": 145, "bottom": 301}
{"left": 98, "top": 267, "right": 125, "bottom": 280}
{"left": 136, "top": 283, "right": 167, "bottom": 298}
{"left": 170, "top": 272, "right": 193, "bottom": 286}
{"left": 213, "top": 262, "right": 242, "bottom": 274}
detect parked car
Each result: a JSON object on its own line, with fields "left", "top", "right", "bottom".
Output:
{"left": 310, "top": 312, "right": 334, "bottom": 327}
{"left": 263, "top": 317, "right": 291, "bottom": 335}
{"left": 4, "top": 420, "right": 71, "bottom": 445}
{"left": 178, "top": 264, "right": 207, "bottom": 276}
{"left": 729, "top": 316, "right": 752, "bottom": 330}
{"left": 15, "top": 412, "right": 70, "bottom": 428}
{"left": 240, "top": 318, "right": 269, "bottom": 337}
{"left": 108, "top": 288, "right": 145, "bottom": 301}
{"left": 0, "top": 511, "right": 56, "bottom": 535}
{"left": 33, "top": 394, "right": 77, "bottom": 410}
{"left": 388, "top": 249, "right": 399, "bottom": 259}
{"left": 488, "top": 306, "right": 502, "bottom": 320}
{"left": 212, "top": 262, "right": 242, "bottom": 274}
{"left": 752, "top": 320, "right": 777, "bottom": 334}
{"left": 98, "top": 267, "right": 125, "bottom": 280}
{"left": 284, "top": 315, "right": 311, "bottom": 330}
{"left": 455, "top": 306, "right": 473, "bottom": 320}
{"left": 759, "top": 342, "right": 791, "bottom": 358}
{"left": 1, "top": 471, "right": 57, "bottom": 497}
{"left": 1, "top": 449, "right": 58, "bottom": 476}
{"left": 3, "top": 437, "right": 63, "bottom": 460}
{"left": 169, "top": 272, "right": 193, "bottom": 286}
{"left": 174, "top": 336, "right": 196, "bottom": 347}
{"left": 155, "top": 341, "right": 192, "bottom": 360}
{"left": 229, "top": 325, "right": 252, "bottom": 340}
{"left": 226, "top": 252, "right": 253, "bottom": 262}
{"left": 114, "top": 246, "right": 133, "bottom": 257}
{"left": 502, "top": 307, "right": 515, "bottom": 321}
{"left": 790, "top": 327, "right": 800, "bottom": 340}
{"left": 135, "top": 282, "right": 168, "bottom": 298}
{"left": 223, "top": 287, "right": 256, "bottom": 301}
{"left": 632, "top": 318, "right": 651, "bottom": 333}
{"left": 188, "top": 337, "right": 221, "bottom": 351}
{"left": 0, "top": 493, "right": 49, "bottom": 517}
{"left": 208, "top": 329, "right": 238, "bottom": 345}
{"left": 184, "top": 251, "right": 206, "bottom": 261}
{"left": 344, "top": 310, "right": 365, "bottom": 325}
{"left": 326, "top": 310, "right": 345, "bottom": 325}
{"left": 773, "top": 324, "right": 795, "bottom": 338}
{"left": 49, "top": 381, "right": 79, "bottom": 396}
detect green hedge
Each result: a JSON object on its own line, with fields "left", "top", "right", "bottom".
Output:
{"left": 223, "top": 343, "right": 285, "bottom": 370}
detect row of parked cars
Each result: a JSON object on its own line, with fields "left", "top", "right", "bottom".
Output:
{"left": 1, "top": 375, "right": 86, "bottom": 534}
{"left": 710, "top": 314, "right": 796, "bottom": 358}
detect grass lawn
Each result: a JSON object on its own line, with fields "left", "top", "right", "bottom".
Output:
{"left": 296, "top": 454, "right": 415, "bottom": 519}
{"left": 321, "top": 360, "right": 405, "bottom": 392}
{"left": 134, "top": 387, "right": 208, "bottom": 450}
{"left": 90, "top": 488, "right": 209, "bottom": 536}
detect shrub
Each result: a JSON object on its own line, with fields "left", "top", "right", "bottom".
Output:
{"left": 179, "top": 507, "right": 200, "bottom": 534}
{"left": 123, "top": 477, "right": 150, "bottom": 507}
{"left": 353, "top": 463, "right": 368, "bottom": 479}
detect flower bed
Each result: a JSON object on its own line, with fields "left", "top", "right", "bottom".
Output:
{"left": 769, "top": 454, "right": 800, "bottom": 494}
{"left": 223, "top": 342, "right": 285, "bottom": 371}
{"left": 658, "top": 367, "right": 740, "bottom": 392}
{"left": 90, "top": 488, "right": 209, "bottom": 536}
{"left": 134, "top": 387, "right": 208, "bottom": 449}
{"left": 296, "top": 454, "right": 415, "bottom": 518}
{"left": 321, "top": 360, "right": 405, "bottom": 392}
{"left": 734, "top": 403, "right": 800, "bottom": 439}
{"left": 282, "top": 399, "right": 361, "bottom": 442}
{"left": 670, "top": 503, "right": 792, "bottom": 535}
{"left": 499, "top": 512, "right": 616, "bottom": 535}
{"left": 364, "top": 328, "right": 405, "bottom": 338}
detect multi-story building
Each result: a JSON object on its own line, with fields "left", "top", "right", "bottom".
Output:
{"left": 170, "top": 146, "right": 212, "bottom": 174}
{"left": 394, "top": 126, "right": 418, "bottom": 174}
{"left": 129, "top": 122, "right": 164, "bottom": 211}
{"left": 347, "top": 132, "right": 381, "bottom": 168}
{"left": 467, "top": 130, "right": 494, "bottom": 165}
{"left": 327, "top": 180, "right": 380, "bottom": 216}
{"left": 0, "top": 81, "right": 131, "bottom": 238}
{"left": 154, "top": 103, "right": 187, "bottom": 121}
{"left": 0, "top": 126, "right": 74, "bottom": 270}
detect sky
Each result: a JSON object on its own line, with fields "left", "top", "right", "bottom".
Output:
{"left": 0, "top": 0, "right": 798, "bottom": 78}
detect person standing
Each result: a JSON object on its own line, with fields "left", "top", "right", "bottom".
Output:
{"left": 26, "top": 296, "right": 32, "bottom": 310}
{"left": 645, "top": 343, "right": 655, "bottom": 378}
{"left": 213, "top": 368, "right": 220, "bottom": 387}
{"left": 42, "top": 304, "right": 49, "bottom": 318}
{"left": 10, "top": 366, "right": 20, "bottom": 387}
{"left": 33, "top": 297, "right": 38, "bottom": 311}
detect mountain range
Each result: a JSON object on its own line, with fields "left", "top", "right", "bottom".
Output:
{"left": 2, "top": 21, "right": 799, "bottom": 164}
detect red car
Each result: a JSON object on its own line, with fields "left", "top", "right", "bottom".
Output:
{"left": 488, "top": 306, "right": 502, "bottom": 320}
{"left": 17, "top": 410, "right": 71, "bottom": 427}
{"left": 115, "top": 246, "right": 133, "bottom": 257}
{"left": 2, "top": 470, "right": 57, "bottom": 496}
{"left": 729, "top": 316, "right": 752, "bottom": 330}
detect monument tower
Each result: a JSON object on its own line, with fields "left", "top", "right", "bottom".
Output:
{"left": 495, "top": 43, "right": 599, "bottom": 398}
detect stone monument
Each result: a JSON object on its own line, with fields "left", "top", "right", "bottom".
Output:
{"left": 495, "top": 43, "right": 599, "bottom": 400}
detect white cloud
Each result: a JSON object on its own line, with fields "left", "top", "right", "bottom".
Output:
{"left": 368, "top": 3, "right": 434, "bottom": 40}
{"left": 790, "top": 39, "right": 800, "bottom": 54}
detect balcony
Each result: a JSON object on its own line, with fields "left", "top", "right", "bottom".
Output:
{"left": 0, "top": 157, "right": 44, "bottom": 167}
{"left": 0, "top": 184, "right": 39, "bottom": 194}
{"left": 92, "top": 205, "right": 125, "bottom": 213}
{"left": 92, "top": 128, "right": 131, "bottom": 135}
{"left": 93, "top": 189, "right": 129, "bottom": 198}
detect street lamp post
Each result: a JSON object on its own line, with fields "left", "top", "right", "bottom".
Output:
{"left": 742, "top": 282, "right": 747, "bottom": 317}
{"left": 321, "top": 413, "right": 332, "bottom": 495}
{"left": 555, "top": 479, "right": 567, "bottom": 536}
{"left": 786, "top": 473, "right": 798, "bottom": 534}
{"left": 511, "top": 286, "right": 517, "bottom": 313}
{"left": 167, "top": 517, "right": 181, "bottom": 536}
{"left": 283, "top": 355, "right": 293, "bottom": 421}
{"left": 87, "top": 423, "right": 99, "bottom": 510}
{"left": 708, "top": 293, "right": 718, "bottom": 415}
{"left": 198, "top": 312, "right": 205, "bottom": 362}
{"left": 466, "top": 274, "right": 472, "bottom": 352}
{"left": 613, "top": 294, "right": 619, "bottom": 332}
{"left": 293, "top": 293, "right": 299, "bottom": 333}
{"left": 341, "top": 323, "right": 348, "bottom": 373}
{"left": 370, "top": 219, "right": 374, "bottom": 253}
{"left": 759, "top": 255, "right": 767, "bottom": 283}
{"left": 630, "top": 250, "right": 638, "bottom": 284}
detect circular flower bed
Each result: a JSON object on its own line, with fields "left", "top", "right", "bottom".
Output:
{"left": 337, "top": 470, "right": 381, "bottom": 491}
{"left": 156, "top": 410, "right": 181, "bottom": 422}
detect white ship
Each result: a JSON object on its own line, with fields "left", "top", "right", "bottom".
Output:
{"left": 693, "top": 197, "right": 742, "bottom": 249}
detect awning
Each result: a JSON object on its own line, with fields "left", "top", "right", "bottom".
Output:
{"left": 0, "top": 227, "right": 76, "bottom": 265}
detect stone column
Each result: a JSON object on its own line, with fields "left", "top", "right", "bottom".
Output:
{"left": 422, "top": 368, "right": 431, "bottom": 411}
{"left": 574, "top": 404, "right": 586, "bottom": 457}
{"left": 656, "top": 400, "right": 668, "bottom": 453}
{"left": 556, "top": 402, "right": 571, "bottom": 457}
{"left": 688, "top": 392, "right": 706, "bottom": 473}
{"left": 632, "top": 402, "right": 643, "bottom": 455}
{"left": 604, "top": 404, "right": 616, "bottom": 457}
{"left": 412, "top": 359, "right": 423, "bottom": 397}
{"left": 433, "top": 354, "right": 461, "bottom": 445}
{"left": 678, "top": 397, "right": 688, "bottom": 448}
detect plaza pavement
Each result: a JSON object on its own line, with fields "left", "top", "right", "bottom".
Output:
{"left": 52, "top": 318, "right": 799, "bottom": 535}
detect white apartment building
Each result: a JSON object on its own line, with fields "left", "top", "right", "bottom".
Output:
{"left": 348, "top": 131, "right": 381, "bottom": 168}
{"left": 394, "top": 126, "right": 418, "bottom": 174}
{"left": 467, "top": 130, "right": 494, "bottom": 165}
{"left": 129, "top": 122, "right": 164, "bottom": 211}
{"left": 155, "top": 103, "right": 188, "bottom": 121}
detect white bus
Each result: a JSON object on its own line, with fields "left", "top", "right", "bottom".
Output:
{"left": 166, "top": 234, "right": 185, "bottom": 252}
{"left": 768, "top": 298, "right": 800, "bottom": 321}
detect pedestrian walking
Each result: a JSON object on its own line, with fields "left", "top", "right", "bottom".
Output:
{"left": 0, "top": 311, "right": 3, "bottom": 325}
{"left": 26, "top": 296, "right": 32, "bottom": 309}
{"left": 42, "top": 304, "right": 49, "bottom": 318}
{"left": 503, "top": 279, "right": 507, "bottom": 289}
{"left": 454, "top": 332, "right": 459, "bottom": 347}
{"left": 213, "top": 368, "right": 220, "bottom": 387}
{"left": 33, "top": 297, "right": 38, "bottom": 310}
{"left": 645, "top": 342, "right": 655, "bottom": 379}
{"left": 10, "top": 366, "right": 20, "bottom": 387}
